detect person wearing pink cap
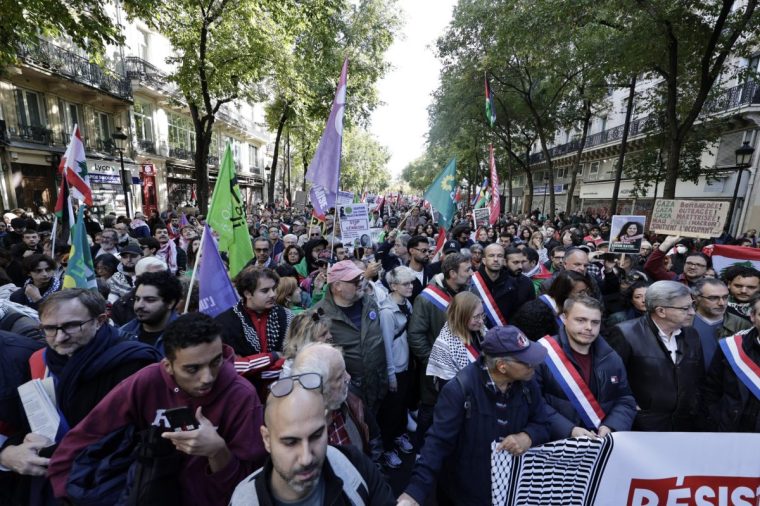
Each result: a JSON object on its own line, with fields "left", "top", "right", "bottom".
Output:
{"left": 312, "top": 260, "right": 388, "bottom": 413}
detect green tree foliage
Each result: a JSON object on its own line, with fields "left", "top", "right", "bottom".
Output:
{"left": 340, "top": 129, "right": 391, "bottom": 194}
{"left": 0, "top": 0, "right": 157, "bottom": 69}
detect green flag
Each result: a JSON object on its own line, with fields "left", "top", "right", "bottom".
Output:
{"left": 423, "top": 158, "right": 457, "bottom": 230}
{"left": 207, "top": 144, "right": 254, "bottom": 276}
{"left": 63, "top": 206, "right": 97, "bottom": 290}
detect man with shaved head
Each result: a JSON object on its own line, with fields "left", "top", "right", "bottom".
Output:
{"left": 230, "top": 372, "right": 394, "bottom": 505}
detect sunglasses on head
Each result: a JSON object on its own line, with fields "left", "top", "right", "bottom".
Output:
{"left": 268, "top": 372, "right": 322, "bottom": 398}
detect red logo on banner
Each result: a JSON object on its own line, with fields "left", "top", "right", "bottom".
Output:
{"left": 627, "top": 476, "right": 760, "bottom": 506}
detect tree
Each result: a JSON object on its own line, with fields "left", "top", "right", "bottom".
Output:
{"left": 340, "top": 129, "right": 391, "bottom": 194}
{"left": 0, "top": 0, "right": 157, "bottom": 69}
{"left": 264, "top": 0, "right": 400, "bottom": 203}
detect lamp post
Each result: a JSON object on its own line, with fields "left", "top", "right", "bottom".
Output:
{"left": 725, "top": 141, "right": 754, "bottom": 235}
{"left": 542, "top": 174, "right": 549, "bottom": 217}
{"left": 111, "top": 127, "right": 132, "bottom": 218}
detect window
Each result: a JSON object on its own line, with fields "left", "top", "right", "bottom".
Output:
{"left": 93, "top": 111, "right": 112, "bottom": 149}
{"left": 168, "top": 113, "right": 195, "bottom": 152}
{"left": 58, "top": 99, "right": 82, "bottom": 138}
{"left": 249, "top": 144, "right": 259, "bottom": 168}
{"left": 137, "top": 29, "right": 149, "bottom": 61}
{"left": 588, "top": 161, "right": 600, "bottom": 180}
{"left": 133, "top": 102, "right": 154, "bottom": 143}
{"left": 556, "top": 167, "right": 567, "bottom": 180}
{"left": 15, "top": 89, "right": 46, "bottom": 127}
{"left": 748, "top": 55, "right": 760, "bottom": 75}
{"left": 209, "top": 132, "right": 220, "bottom": 160}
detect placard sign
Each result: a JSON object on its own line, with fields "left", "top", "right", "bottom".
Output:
{"left": 336, "top": 191, "right": 355, "bottom": 206}
{"left": 338, "top": 204, "right": 371, "bottom": 250}
{"left": 473, "top": 207, "right": 491, "bottom": 228}
{"left": 650, "top": 199, "right": 729, "bottom": 239}
{"left": 609, "top": 215, "right": 646, "bottom": 253}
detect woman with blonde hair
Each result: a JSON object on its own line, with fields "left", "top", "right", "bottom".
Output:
{"left": 275, "top": 276, "right": 305, "bottom": 314}
{"left": 280, "top": 308, "right": 332, "bottom": 375}
{"left": 529, "top": 230, "right": 549, "bottom": 265}
{"left": 426, "top": 291, "right": 485, "bottom": 386}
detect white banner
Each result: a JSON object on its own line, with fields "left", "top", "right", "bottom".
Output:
{"left": 338, "top": 204, "right": 371, "bottom": 251}
{"left": 492, "top": 432, "right": 760, "bottom": 505}
{"left": 336, "top": 190, "right": 355, "bottom": 205}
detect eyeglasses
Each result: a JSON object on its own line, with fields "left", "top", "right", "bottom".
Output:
{"left": 685, "top": 262, "right": 707, "bottom": 268}
{"left": 310, "top": 233, "right": 321, "bottom": 237}
{"left": 660, "top": 304, "right": 696, "bottom": 312}
{"left": 310, "top": 307, "right": 326, "bottom": 322}
{"left": 254, "top": 248, "right": 270, "bottom": 253}
{"left": 269, "top": 373, "right": 322, "bottom": 397}
{"left": 40, "top": 317, "right": 96, "bottom": 337}
{"left": 345, "top": 276, "right": 364, "bottom": 286}
{"left": 412, "top": 248, "right": 431, "bottom": 254}
{"left": 697, "top": 294, "right": 729, "bottom": 302}
{"left": 471, "top": 312, "right": 486, "bottom": 320}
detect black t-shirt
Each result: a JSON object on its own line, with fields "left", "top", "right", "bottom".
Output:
{"left": 139, "top": 327, "right": 163, "bottom": 347}
{"left": 340, "top": 300, "right": 363, "bottom": 329}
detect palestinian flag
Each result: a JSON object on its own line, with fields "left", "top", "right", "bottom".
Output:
{"left": 703, "top": 244, "right": 760, "bottom": 276}
{"left": 485, "top": 75, "right": 496, "bottom": 128}
{"left": 54, "top": 175, "right": 75, "bottom": 244}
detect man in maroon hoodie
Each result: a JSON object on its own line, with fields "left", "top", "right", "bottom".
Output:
{"left": 48, "top": 312, "right": 266, "bottom": 506}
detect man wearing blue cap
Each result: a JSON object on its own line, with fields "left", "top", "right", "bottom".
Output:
{"left": 398, "top": 325, "right": 551, "bottom": 506}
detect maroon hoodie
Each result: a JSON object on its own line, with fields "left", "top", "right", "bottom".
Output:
{"left": 48, "top": 345, "right": 265, "bottom": 506}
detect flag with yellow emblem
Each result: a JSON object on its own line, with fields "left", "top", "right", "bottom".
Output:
{"left": 423, "top": 158, "right": 457, "bottom": 230}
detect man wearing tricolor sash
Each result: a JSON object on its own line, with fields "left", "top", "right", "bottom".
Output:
{"left": 535, "top": 296, "right": 636, "bottom": 440}
{"left": 470, "top": 244, "right": 534, "bottom": 328}
{"left": 408, "top": 253, "right": 472, "bottom": 450}
{"left": 704, "top": 295, "right": 760, "bottom": 432}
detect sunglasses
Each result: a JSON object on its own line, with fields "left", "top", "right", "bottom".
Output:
{"left": 310, "top": 307, "right": 325, "bottom": 322}
{"left": 269, "top": 372, "right": 322, "bottom": 398}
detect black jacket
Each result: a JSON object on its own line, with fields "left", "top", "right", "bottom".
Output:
{"left": 229, "top": 445, "right": 394, "bottom": 506}
{"left": 470, "top": 265, "right": 534, "bottom": 325}
{"left": 535, "top": 329, "right": 637, "bottom": 439}
{"left": 606, "top": 315, "right": 705, "bottom": 431}
{"left": 703, "top": 327, "right": 760, "bottom": 432}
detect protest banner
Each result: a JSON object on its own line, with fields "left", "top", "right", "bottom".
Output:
{"left": 609, "top": 215, "right": 647, "bottom": 253}
{"left": 491, "top": 432, "right": 760, "bottom": 506}
{"left": 650, "top": 199, "right": 729, "bottom": 238}
{"left": 338, "top": 203, "right": 371, "bottom": 252}
{"left": 336, "top": 190, "right": 355, "bottom": 206}
{"left": 473, "top": 207, "right": 491, "bottom": 228}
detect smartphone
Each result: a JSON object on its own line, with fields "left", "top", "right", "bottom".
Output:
{"left": 164, "top": 406, "right": 199, "bottom": 432}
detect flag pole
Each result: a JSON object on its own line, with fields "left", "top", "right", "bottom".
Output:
{"left": 50, "top": 215, "right": 58, "bottom": 255}
{"left": 184, "top": 225, "right": 208, "bottom": 314}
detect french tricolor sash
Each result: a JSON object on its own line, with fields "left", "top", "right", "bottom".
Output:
{"left": 538, "top": 335, "right": 606, "bottom": 429}
{"left": 420, "top": 285, "right": 452, "bottom": 312}
{"left": 538, "top": 294, "right": 563, "bottom": 329}
{"left": 472, "top": 272, "right": 507, "bottom": 327}
{"left": 719, "top": 333, "right": 760, "bottom": 401}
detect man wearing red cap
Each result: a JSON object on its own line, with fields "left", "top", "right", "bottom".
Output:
{"left": 313, "top": 260, "right": 388, "bottom": 413}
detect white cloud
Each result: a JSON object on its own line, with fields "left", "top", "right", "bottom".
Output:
{"left": 369, "top": 0, "right": 456, "bottom": 178}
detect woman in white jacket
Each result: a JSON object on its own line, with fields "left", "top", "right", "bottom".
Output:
{"left": 377, "top": 265, "right": 415, "bottom": 469}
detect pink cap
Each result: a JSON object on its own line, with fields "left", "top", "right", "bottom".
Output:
{"left": 327, "top": 260, "right": 364, "bottom": 284}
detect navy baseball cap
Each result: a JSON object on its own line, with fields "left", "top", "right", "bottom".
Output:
{"left": 443, "top": 240, "right": 460, "bottom": 254}
{"left": 482, "top": 325, "right": 547, "bottom": 366}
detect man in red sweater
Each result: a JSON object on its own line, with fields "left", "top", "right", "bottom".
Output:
{"left": 48, "top": 312, "right": 266, "bottom": 506}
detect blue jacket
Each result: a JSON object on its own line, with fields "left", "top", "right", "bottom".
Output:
{"left": 119, "top": 312, "right": 179, "bottom": 356}
{"left": 535, "top": 329, "right": 637, "bottom": 439}
{"left": 405, "top": 359, "right": 550, "bottom": 505}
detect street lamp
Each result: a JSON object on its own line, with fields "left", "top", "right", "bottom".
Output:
{"left": 111, "top": 127, "right": 131, "bottom": 218}
{"left": 725, "top": 141, "right": 755, "bottom": 234}
{"left": 542, "top": 174, "right": 549, "bottom": 217}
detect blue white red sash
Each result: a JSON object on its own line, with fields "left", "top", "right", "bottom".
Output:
{"left": 719, "top": 333, "right": 760, "bottom": 401}
{"left": 538, "top": 335, "right": 606, "bottom": 429}
{"left": 472, "top": 272, "right": 507, "bottom": 327}
{"left": 420, "top": 285, "right": 452, "bottom": 312}
{"left": 538, "top": 294, "right": 563, "bottom": 329}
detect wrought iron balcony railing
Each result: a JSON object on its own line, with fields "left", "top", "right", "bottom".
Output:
{"left": 17, "top": 37, "right": 132, "bottom": 101}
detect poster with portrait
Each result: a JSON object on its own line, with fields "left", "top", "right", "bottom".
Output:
{"left": 609, "top": 215, "right": 646, "bottom": 253}
{"left": 337, "top": 203, "right": 371, "bottom": 253}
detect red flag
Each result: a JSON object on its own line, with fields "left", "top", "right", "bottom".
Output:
{"left": 431, "top": 226, "right": 447, "bottom": 262}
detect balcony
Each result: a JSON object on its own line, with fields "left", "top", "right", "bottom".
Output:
{"left": 124, "top": 57, "right": 181, "bottom": 100}
{"left": 13, "top": 124, "right": 54, "bottom": 144}
{"left": 169, "top": 146, "right": 195, "bottom": 162}
{"left": 17, "top": 37, "right": 132, "bottom": 101}
{"left": 138, "top": 139, "right": 157, "bottom": 154}
{"left": 529, "top": 80, "right": 760, "bottom": 165}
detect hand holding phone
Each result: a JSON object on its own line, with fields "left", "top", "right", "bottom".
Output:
{"left": 164, "top": 406, "right": 200, "bottom": 432}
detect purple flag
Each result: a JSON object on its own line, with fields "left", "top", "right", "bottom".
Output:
{"left": 306, "top": 59, "right": 348, "bottom": 219}
{"left": 198, "top": 224, "right": 239, "bottom": 317}
{"left": 179, "top": 212, "right": 189, "bottom": 227}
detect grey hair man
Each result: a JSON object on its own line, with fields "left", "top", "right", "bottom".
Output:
{"left": 606, "top": 280, "right": 705, "bottom": 431}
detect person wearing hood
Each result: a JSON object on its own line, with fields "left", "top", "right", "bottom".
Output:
{"left": 49, "top": 312, "right": 265, "bottom": 506}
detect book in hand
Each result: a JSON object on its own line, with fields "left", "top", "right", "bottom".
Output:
{"left": 17, "top": 378, "right": 59, "bottom": 442}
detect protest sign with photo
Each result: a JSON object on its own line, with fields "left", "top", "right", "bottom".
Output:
{"left": 650, "top": 199, "right": 729, "bottom": 238}
{"left": 338, "top": 203, "right": 371, "bottom": 252}
{"left": 609, "top": 215, "right": 647, "bottom": 253}
{"left": 473, "top": 207, "right": 491, "bottom": 228}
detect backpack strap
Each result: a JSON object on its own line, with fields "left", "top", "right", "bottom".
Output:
{"left": 326, "top": 446, "right": 367, "bottom": 506}
{"left": 28, "top": 348, "right": 47, "bottom": 380}
{"left": 455, "top": 372, "right": 473, "bottom": 420}
{"left": 0, "top": 310, "right": 25, "bottom": 332}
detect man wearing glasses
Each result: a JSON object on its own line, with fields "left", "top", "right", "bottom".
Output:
{"left": 606, "top": 280, "right": 705, "bottom": 431}
{"left": 406, "top": 235, "right": 434, "bottom": 303}
{"left": 49, "top": 312, "right": 264, "bottom": 506}
{"left": 644, "top": 235, "right": 708, "bottom": 287}
{"left": 0, "top": 290, "right": 160, "bottom": 499}
{"left": 230, "top": 371, "right": 393, "bottom": 505}
{"left": 251, "top": 238, "right": 273, "bottom": 269}
{"left": 691, "top": 278, "right": 752, "bottom": 368}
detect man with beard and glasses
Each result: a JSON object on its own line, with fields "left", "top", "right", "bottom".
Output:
{"left": 229, "top": 372, "right": 393, "bottom": 505}
{"left": 106, "top": 244, "right": 143, "bottom": 303}
{"left": 405, "top": 235, "right": 434, "bottom": 303}
{"left": 314, "top": 260, "right": 387, "bottom": 413}
{"left": 471, "top": 245, "right": 535, "bottom": 328}
{"left": 215, "top": 268, "right": 293, "bottom": 397}
{"left": 50, "top": 313, "right": 264, "bottom": 506}
{"left": 119, "top": 270, "right": 182, "bottom": 354}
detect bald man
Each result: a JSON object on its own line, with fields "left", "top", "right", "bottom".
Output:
{"left": 230, "top": 382, "right": 394, "bottom": 505}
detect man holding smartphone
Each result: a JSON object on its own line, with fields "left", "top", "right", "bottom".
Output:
{"left": 49, "top": 312, "right": 265, "bottom": 506}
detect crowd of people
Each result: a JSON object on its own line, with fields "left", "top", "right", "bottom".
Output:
{"left": 0, "top": 201, "right": 759, "bottom": 506}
